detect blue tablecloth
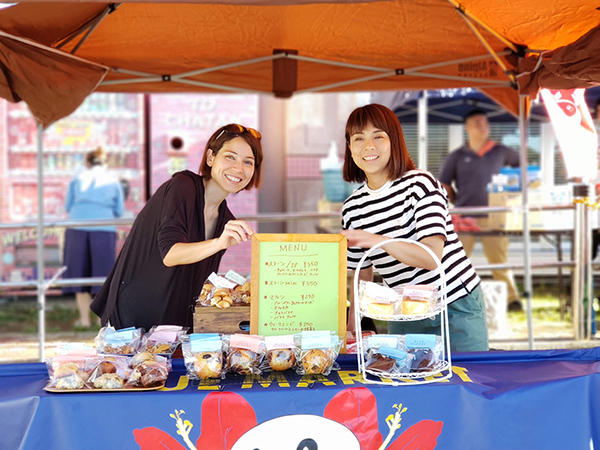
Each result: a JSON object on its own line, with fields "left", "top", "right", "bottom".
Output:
{"left": 1, "top": 348, "right": 599, "bottom": 450}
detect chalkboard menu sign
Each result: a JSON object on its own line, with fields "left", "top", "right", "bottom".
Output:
{"left": 250, "top": 234, "right": 347, "bottom": 339}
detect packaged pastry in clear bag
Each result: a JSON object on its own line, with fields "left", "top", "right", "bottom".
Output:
{"left": 182, "top": 333, "right": 225, "bottom": 380}
{"left": 403, "top": 334, "right": 444, "bottom": 373}
{"left": 196, "top": 272, "right": 237, "bottom": 308}
{"left": 96, "top": 326, "right": 144, "bottom": 355}
{"left": 88, "top": 355, "right": 130, "bottom": 389}
{"left": 264, "top": 335, "right": 296, "bottom": 372}
{"left": 140, "top": 325, "right": 188, "bottom": 355}
{"left": 45, "top": 354, "right": 97, "bottom": 390}
{"left": 358, "top": 280, "right": 401, "bottom": 317}
{"left": 363, "top": 334, "right": 413, "bottom": 375}
{"left": 224, "top": 334, "right": 266, "bottom": 375}
{"left": 294, "top": 331, "right": 341, "bottom": 376}
{"left": 126, "top": 352, "right": 171, "bottom": 388}
{"left": 401, "top": 285, "right": 439, "bottom": 315}
{"left": 224, "top": 270, "right": 251, "bottom": 306}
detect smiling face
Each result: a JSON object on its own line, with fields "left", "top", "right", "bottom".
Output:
{"left": 348, "top": 122, "right": 391, "bottom": 189}
{"left": 207, "top": 137, "right": 255, "bottom": 194}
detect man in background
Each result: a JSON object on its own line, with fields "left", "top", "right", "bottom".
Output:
{"left": 438, "top": 109, "right": 523, "bottom": 311}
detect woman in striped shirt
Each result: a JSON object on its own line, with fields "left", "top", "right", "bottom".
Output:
{"left": 341, "top": 104, "right": 488, "bottom": 352}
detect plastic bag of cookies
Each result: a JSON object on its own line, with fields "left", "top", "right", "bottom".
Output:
{"left": 224, "top": 270, "right": 251, "bottom": 305}
{"left": 140, "top": 325, "right": 188, "bottom": 355}
{"left": 263, "top": 335, "right": 296, "bottom": 372}
{"left": 181, "top": 333, "right": 225, "bottom": 380}
{"left": 96, "top": 326, "right": 144, "bottom": 355}
{"left": 294, "top": 330, "right": 341, "bottom": 376}
{"left": 196, "top": 272, "right": 237, "bottom": 309}
{"left": 224, "top": 334, "right": 266, "bottom": 375}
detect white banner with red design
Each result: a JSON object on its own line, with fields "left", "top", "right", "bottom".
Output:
{"left": 541, "top": 88, "right": 597, "bottom": 182}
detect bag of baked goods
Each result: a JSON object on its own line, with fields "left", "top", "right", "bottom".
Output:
{"left": 403, "top": 333, "right": 444, "bottom": 373}
{"left": 87, "top": 355, "right": 130, "bottom": 389}
{"left": 140, "top": 325, "right": 188, "bottom": 356}
{"left": 197, "top": 272, "right": 237, "bottom": 308}
{"left": 181, "top": 333, "right": 225, "bottom": 380}
{"left": 358, "top": 280, "right": 401, "bottom": 317}
{"left": 400, "top": 284, "right": 439, "bottom": 315}
{"left": 224, "top": 334, "right": 266, "bottom": 375}
{"left": 45, "top": 354, "right": 97, "bottom": 390}
{"left": 363, "top": 334, "right": 413, "bottom": 375}
{"left": 223, "top": 270, "right": 251, "bottom": 306}
{"left": 96, "top": 326, "right": 144, "bottom": 355}
{"left": 294, "top": 330, "right": 341, "bottom": 376}
{"left": 126, "top": 352, "right": 171, "bottom": 388}
{"left": 263, "top": 334, "right": 296, "bottom": 372}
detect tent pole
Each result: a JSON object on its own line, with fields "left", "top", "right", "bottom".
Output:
{"left": 36, "top": 122, "right": 46, "bottom": 361}
{"left": 418, "top": 90, "right": 428, "bottom": 170}
{"left": 585, "top": 186, "right": 593, "bottom": 339}
{"left": 519, "top": 95, "right": 534, "bottom": 350}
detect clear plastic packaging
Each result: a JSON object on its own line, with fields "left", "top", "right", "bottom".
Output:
{"left": 294, "top": 331, "right": 341, "bottom": 376}
{"left": 139, "top": 325, "right": 188, "bottom": 355}
{"left": 402, "top": 334, "right": 444, "bottom": 373}
{"left": 363, "top": 334, "right": 413, "bottom": 375}
{"left": 263, "top": 335, "right": 296, "bottom": 372}
{"left": 224, "top": 334, "right": 266, "bottom": 375}
{"left": 126, "top": 353, "right": 171, "bottom": 388}
{"left": 96, "top": 326, "right": 144, "bottom": 355}
{"left": 181, "top": 334, "right": 225, "bottom": 380}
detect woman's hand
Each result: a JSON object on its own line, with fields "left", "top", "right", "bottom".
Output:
{"left": 340, "top": 229, "right": 386, "bottom": 249}
{"left": 217, "top": 220, "right": 255, "bottom": 250}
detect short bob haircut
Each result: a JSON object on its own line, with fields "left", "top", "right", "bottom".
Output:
{"left": 199, "top": 124, "right": 263, "bottom": 190}
{"left": 343, "top": 103, "right": 415, "bottom": 183}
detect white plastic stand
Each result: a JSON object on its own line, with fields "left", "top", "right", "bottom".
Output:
{"left": 354, "top": 238, "right": 452, "bottom": 385}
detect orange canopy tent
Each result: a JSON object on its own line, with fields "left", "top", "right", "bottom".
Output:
{"left": 1, "top": 0, "right": 599, "bottom": 126}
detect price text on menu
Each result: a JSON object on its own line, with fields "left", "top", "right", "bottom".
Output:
{"left": 250, "top": 234, "right": 347, "bottom": 337}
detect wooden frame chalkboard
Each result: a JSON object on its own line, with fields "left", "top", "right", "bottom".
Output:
{"left": 250, "top": 233, "right": 347, "bottom": 341}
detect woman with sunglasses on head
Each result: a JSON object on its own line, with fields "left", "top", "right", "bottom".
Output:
{"left": 340, "top": 104, "right": 488, "bottom": 352}
{"left": 91, "top": 124, "right": 263, "bottom": 331}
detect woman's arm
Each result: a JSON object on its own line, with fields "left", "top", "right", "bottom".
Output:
{"left": 341, "top": 229, "right": 444, "bottom": 271}
{"left": 347, "top": 265, "right": 373, "bottom": 333}
{"left": 162, "top": 219, "right": 254, "bottom": 267}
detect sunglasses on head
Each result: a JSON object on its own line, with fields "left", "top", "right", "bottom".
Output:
{"left": 215, "top": 124, "right": 261, "bottom": 141}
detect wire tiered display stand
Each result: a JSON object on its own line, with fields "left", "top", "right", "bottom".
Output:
{"left": 354, "top": 238, "right": 452, "bottom": 386}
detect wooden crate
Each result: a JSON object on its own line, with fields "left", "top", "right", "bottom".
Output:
{"left": 193, "top": 306, "right": 250, "bottom": 334}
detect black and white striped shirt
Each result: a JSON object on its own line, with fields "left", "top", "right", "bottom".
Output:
{"left": 342, "top": 170, "right": 480, "bottom": 304}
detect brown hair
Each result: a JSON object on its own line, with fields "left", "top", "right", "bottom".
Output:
{"left": 85, "top": 147, "right": 106, "bottom": 167}
{"left": 199, "top": 124, "right": 263, "bottom": 189}
{"left": 343, "top": 104, "right": 415, "bottom": 183}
